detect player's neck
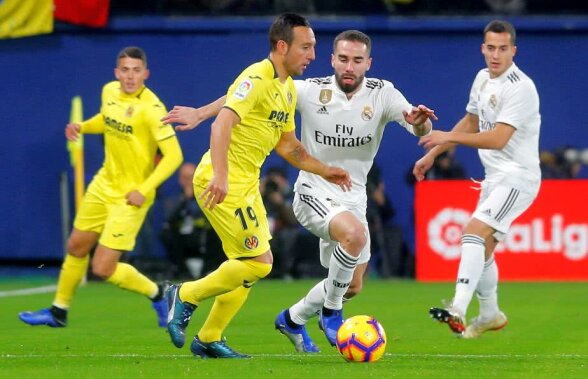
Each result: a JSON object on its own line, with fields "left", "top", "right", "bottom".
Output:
{"left": 268, "top": 54, "right": 289, "bottom": 83}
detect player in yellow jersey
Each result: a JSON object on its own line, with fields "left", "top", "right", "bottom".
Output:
{"left": 19, "top": 46, "right": 183, "bottom": 328}
{"left": 162, "top": 13, "right": 351, "bottom": 358}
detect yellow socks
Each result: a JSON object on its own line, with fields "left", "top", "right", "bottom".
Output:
{"left": 106, "top": 262, "right": 158, "bottom": 298}
{"left": 53, "top": 254, "right": 90, "bottom": 309}
{"left": 198, "top": 286, "right": 251, "bottom": 342}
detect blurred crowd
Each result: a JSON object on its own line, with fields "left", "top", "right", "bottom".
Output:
{"left": 110, "top": 0, "right": 588, "bottom": 16}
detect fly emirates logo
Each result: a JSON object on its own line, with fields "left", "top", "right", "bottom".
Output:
{"left": 428, "top": 208, "right": 588, "bottom": 261}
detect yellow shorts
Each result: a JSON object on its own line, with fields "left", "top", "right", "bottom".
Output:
{"left": 73, "top": 187, "right": 152, "bottom": 251}
{"left": 194, "top": 181, "right": 271, "bottom": 259}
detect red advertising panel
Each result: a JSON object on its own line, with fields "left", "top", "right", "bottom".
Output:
{"left": 415, "top": 180, "right": 588, "bottom": 282}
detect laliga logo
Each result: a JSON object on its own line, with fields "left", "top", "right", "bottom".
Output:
{"left": 428, "top": 208, "right": 471, "bottom": 260}
{"left": 428, "top": 208, "right": 588, "bottom": 261}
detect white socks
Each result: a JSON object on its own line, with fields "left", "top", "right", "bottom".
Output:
{"left": 324, "top": 244, "right": 358, "bottom": 310}
{"left": 289, "top": 244, "right": 358, "bottom": 325}
{"left": 452, "top": 234, "right": 485, "bottom": 317}
{"left": 476, "top": 255, "right": 500, "bottom": 321}
{"left": 289, "top": 279, "right": 326, "bottom": 325}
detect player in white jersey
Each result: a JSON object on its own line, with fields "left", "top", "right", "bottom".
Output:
{"left": 413, "top": 20, "right": 541, "bottom": 338}
{"left": 161, "top": 30, "right": 436, "bottom": 351}
{"left": 274, "top": 30, "right": 436, "bottom": 351}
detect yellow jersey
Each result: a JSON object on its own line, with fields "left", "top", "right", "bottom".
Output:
{"left": 81, "top": 81, "right": 175, "bottom": 200}
{"left": 194, "top": 59, "right": 296, "bottom": 186}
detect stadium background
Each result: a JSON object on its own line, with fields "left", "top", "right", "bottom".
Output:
{"left": 1, "top": 1, "right": 587, "bottom": 267}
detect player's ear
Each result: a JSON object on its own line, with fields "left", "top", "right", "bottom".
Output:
{"left": 144, "top": 68, "right": 150, "bottom": 80}
{"left": 331, "top": 54, "right": 335, "bottom": 68}
{"left": 366, "top": 57, "right": 372, "bottom": 71}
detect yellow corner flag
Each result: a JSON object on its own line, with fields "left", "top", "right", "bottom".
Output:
{"left": 67, "top": 96, "right": 85, "bottom": 211}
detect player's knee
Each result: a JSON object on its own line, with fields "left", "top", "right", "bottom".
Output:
{"left": 341, "top": 225, "right": 368, "bottom": 254}
{"left": 90, "top": 261, "right": 114, "bottom": 279}
{"left": 66, "top": 236, "right": 91, "bottom": 257}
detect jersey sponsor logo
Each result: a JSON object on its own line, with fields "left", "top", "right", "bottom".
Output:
{"left": 313, "top": 123, "right": 372, "bottom": 147}
{"left": 125, "top": 105, "right": 134, "bottom": 118}
{"left": 316, "top": 106, "right": 329, "bottom": 115}
{"left": 479, "top": 119, "right": 494, "bottom": 131}
{"left": 268, "top": 110, "right": 290, "bottom": 123}
{"left": 104, "top": 115, "right": 133, "bottom": 135}
{"left": 244, "top": 235, "right": 259, "bottom": 250}
{"left": 314, "top": 130, "right": 373, "bottom": 147}
{"left": 233, "top": 79, "right": 253, "bottom": 100}
{"left": 319, "top": 89, "right": 332, "bottom": 104}
{"left": 361, "top": 105, "right": 373, "bottom": 121}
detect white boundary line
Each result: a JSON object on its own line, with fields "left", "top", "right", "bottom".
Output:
{"left": 1, "top": 353, "right": 585, "bottom": 359}
{"left": 0, "top": 285, "right": 57, "bottom": 298}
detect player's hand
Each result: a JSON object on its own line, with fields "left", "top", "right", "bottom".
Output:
{"left": 65, "top": 123, "right": 81, "bottom": 141}
{"left": 200, "top": 175, "right": 228, "bottom": 210}
{"left": 403, "top": 104, "right": 438, "bottom": 126}
{"left": 412, "top": 155, "right": 435, "bottom": 182}
{"left": 161, "top": 106, "right": 204, "bottom": 131}
{"left": 126, "top": 190, "right": 146, "bottom": 207}
{"left": 322, "top": 167, "right": 352, "bottom": 192}
{"left": 418, "top": 130, "right": 451, "bottom": 151}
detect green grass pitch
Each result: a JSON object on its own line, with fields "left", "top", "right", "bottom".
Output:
{"left": 1, "top": 277, "right": 586, "bottom": 378}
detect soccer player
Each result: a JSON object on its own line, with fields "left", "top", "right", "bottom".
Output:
{"left": 413, "top": 20, "right": 541, "bottom": 338}
{"left": 163, "top": 30, "right": 436, "bottom": 352}
{"left": 19, "top": 46, "right": 183, "bottom": 328}
{"left": 163, "top": 13, "right": 351, "bottom": 359}
{"left": 275, "top": 30, "right": 435, "bottom": 351}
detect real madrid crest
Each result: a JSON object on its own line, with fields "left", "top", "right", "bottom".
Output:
{"left": 125, "top": 105, "right": 134, "bottom": 118}
{"left": 361, "top": 105, "right": 373, "bottom": 121}
{"left": 489, "top": 94, "right": 497, "bottom": 109}
{"left": 319, "top": 89, "right": 332, "bottom": 104}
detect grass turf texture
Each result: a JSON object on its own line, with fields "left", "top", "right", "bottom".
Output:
{"left": 1, "top": 278, "right": 586, "bottom": 378}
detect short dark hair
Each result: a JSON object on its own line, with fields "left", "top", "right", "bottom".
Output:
{"left": 333, "top": 30, "right": 372, "bottom": 56}
{"left": 484, "top": 20, "right": 516, "bottom": 45}
{"left": 117, "top": 46, "right": 147, "bottom": 66}
{"left": 269, "top": 13, "right": 311, "bottom": 51}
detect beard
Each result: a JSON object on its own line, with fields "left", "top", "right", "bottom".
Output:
{"left": 335, "top": 73, "right": 365, "bottom": 94}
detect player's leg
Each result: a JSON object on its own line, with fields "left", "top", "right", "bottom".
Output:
{"left": 191, "top": 286, "right": 252, "bottom": 359}
{"left": 430, "top": 217, "right": 493, "bottom": 335}
{"left": 319, "top": 211, "right": 367, "bottom": 345}
{"left": 167, "top": 182, "right": 272, "bottom": 354}
{"left": 464, "top": 239, "right": 507, "bottom": 338}
{"left": 98, "top": 202, "right": 169, "bottom": 327}
{"left": 19, "top": 191, "right": 105, "bottom": 327}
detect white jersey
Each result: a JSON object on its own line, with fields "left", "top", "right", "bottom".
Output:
{"left": 294, "top": 75, "right": 416, "bottom": 205}
{"left": 466, "top": 63, "right": 541, "bottom": 190}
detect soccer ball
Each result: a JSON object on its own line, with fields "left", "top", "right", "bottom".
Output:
{"left": 335, "top": 315, "right": 387, "bottom": 363}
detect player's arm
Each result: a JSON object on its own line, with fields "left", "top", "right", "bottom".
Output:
{"left": 421, "top": 122, "right": 514, "bottom": 151}
{"left": 402, "top": 104, "right": 437, "bottom": 137}
{"left": 275, "top": 131, "right": 352, "bottom": 191}
{"left": 413, "top": 112, "right": 478, "bottom": 181}
{"left": 128, "top": 136, "right": 183, "bottom": 207}
{"left": 162, "top": 96, "right": 227, "bottom": 132}
{"left": 65, "top": 113, "right": 104, "bottom": 141}
{"left": 199, "top": 107, "right": 240, "bottom": 210}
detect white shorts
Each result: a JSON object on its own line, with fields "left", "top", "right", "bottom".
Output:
{"left": 472, "top": 181, "right": 538, "bottom": 241}
{"left": 292, "top": 192, "right": 371, "bottom": 268}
